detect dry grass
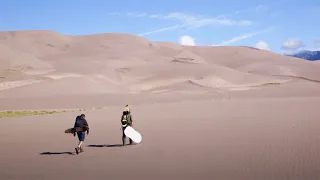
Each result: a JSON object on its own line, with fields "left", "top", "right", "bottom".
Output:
{"left": 0, "top": 107, "right": 102, "bottom": 118}
{"left": 0, "top": 110, "right": 63, "bottom": 118}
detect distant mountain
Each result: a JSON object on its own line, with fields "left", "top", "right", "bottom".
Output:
{"left": 288, "top": 50, "right": 320, "bottom": 61}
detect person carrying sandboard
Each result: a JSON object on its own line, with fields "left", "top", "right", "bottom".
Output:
{"left": 74, "top": 114, "right": 89, "bottom": 154}
{"left": 121, "top": 105, "right": 133, "bottom": 146}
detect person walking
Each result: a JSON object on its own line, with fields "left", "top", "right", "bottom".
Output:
{"left": 73, "top": 114, "right": 89, "bottom": 154}
{"left": 120, "top": 105, "right": 133, "bottom": 146}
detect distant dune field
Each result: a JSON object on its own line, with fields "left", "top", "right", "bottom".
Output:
{"left": 0, "top": 30, "right": 319, "bottom": 180}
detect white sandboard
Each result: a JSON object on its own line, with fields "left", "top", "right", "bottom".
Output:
{"left": 124, "top": 126, "right": 142, "bottom": 144}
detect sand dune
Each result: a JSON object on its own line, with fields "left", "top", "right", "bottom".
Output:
{"left": 1, "top": 30, "right": 317, "bottom": 93}
{"left": 1, "top": 30, "right": 319, "bottom": 105}
{"left": 0, "top": 30, "right": 320, "bottom": 180}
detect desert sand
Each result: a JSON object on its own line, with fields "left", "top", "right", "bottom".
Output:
{"left": 0, "top": 30, "right": 319, "bottom": 180}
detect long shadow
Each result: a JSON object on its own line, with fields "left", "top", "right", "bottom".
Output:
{"left": 39, "top": 152, "right": 75, "bottom": 155}
{"left": 87, "top": 144, "right": 124, "bottom": 148}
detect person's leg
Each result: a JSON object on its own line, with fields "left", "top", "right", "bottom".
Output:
{"left": 78, "top": 141, "right": 83, "bottom": 148}
{"left": 122, "top": 127, "right": 126, "bottom": 146}
{"left": 80, "top": 132, "right": 85, "bottom": 152}
{"left": 79, "top": 142, "right": 84, "bottom": 152}
{"left": 76, "top": 132, "right": 85, "bottom": 154}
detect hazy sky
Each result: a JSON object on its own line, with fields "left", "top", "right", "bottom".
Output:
{"left": 1, "top": 0, "right": 319, "bottom": 54}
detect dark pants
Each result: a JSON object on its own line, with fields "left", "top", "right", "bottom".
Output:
{"left": 77, "top": 131, "right": 85, "bottom": 141}
{"left": 122, "top": 126, "right": 133, "bottom": 145}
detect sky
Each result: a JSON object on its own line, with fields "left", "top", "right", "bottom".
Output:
{"left": 1, "top": 0, "right": 319, "bottom": 54}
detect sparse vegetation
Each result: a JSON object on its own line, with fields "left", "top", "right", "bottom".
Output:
{"left": 0, "top": 107, "right": 104, "bottom": 118}
{"left": 0, "top": 110, "right": 60, "bottom": 118}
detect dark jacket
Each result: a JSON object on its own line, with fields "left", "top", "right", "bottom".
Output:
{"left": 74, "top": 116, "right": 89, "bottom": 133}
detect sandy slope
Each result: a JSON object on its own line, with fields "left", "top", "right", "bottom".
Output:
{"left": 1, "top": 97, "right": 320, "bottom": 180}
{"left": 0, "top": 30, "right": 320, "bottom": 180}
{"left": 0, "top": 30, "right": 318, "bottom": 95}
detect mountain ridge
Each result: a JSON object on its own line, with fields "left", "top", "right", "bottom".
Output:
{"left": 288, "top": 50, "right": 320, "bottom": 61}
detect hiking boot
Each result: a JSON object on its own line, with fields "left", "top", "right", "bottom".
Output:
{"left": 75, "top": 147, "right": 79, "bottom": 154}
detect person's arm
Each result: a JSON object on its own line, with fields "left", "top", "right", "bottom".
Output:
{"left": 74, "top": 118, "right": 77, "bottom": 128}
{"left": 83, "top": 119, "right": 89, "bottom": 134}
{"left": 120, "top": 115, "right": 124, "bottom": 129}
{"left": 73, "top": 119, "right": 77, "bottom": 136}
{"left": 83, "top": 119, "right": 89, "bottom": 127}
{"left": 120, "top": 115, "right": 124, "bottom": 123}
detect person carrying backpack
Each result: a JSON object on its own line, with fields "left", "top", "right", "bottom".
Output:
{"left": 73, "top": 114, "right": 89, "bottom": 154}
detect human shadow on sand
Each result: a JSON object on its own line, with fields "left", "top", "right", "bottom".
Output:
{"left": 87, "top": 144, "right": 124, "bottom": 148}
{"left": 87, "top": 143, "right": 137, "bottom": 148}
{"left": 39, "top": 152, "right": 75, "bottom": 155}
